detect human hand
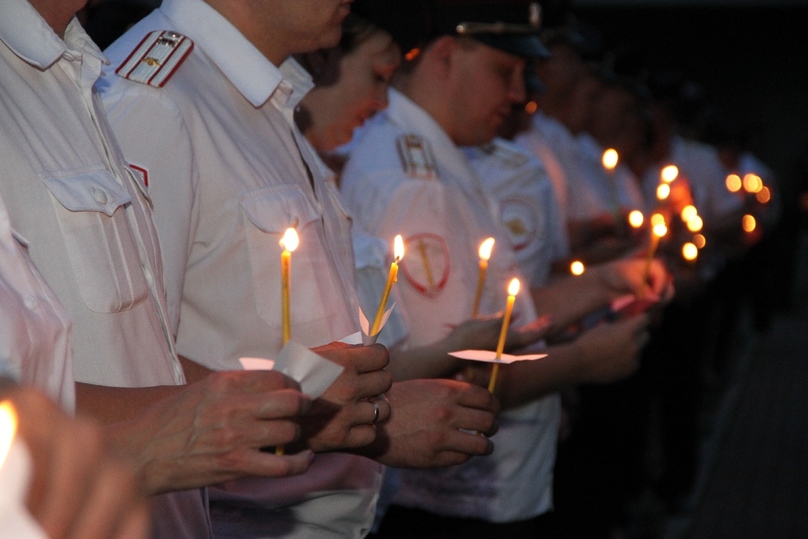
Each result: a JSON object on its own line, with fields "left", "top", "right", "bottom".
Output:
{"left": 361, "top": 379, "right": 498, "bottom": 468}
{"left": 596, "top": 258, "right": 674, "bottom": 303}
{"left": 112, "top": 370, "right": 313, "bottom": 494}
{"left": 295, "top": 342, "right": 392, "bottom": 453}
{"left": 444, "top": 315, "right": 552, "bottom": 354}
{"left": 4, "top": 387, "right": 149, "bottom": 539}
{"left": 575, "top": 313, "right": 651, "bottom": 385}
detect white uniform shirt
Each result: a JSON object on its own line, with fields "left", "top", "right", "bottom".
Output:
{"left": 341, "top": 89, "right": 559, "bottom": 523}
{"left": 576, "top": 132, "right": 645, "bottom": 219}
{"left": 464, "top": 138, "right": 569, "bottom": 288}
{"left": 0, "top": 194, "right": 73, "bottom": 411}
{"left": 0, "top": 3, "right": 206, "bottom": 537}
{"left": 101, "top": 1, "right": 382, "bottom": 537}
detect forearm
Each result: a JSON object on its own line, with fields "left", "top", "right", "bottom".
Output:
{"left": 496, "top": 340, "right": 587, "bottom": 409}
{"left": 388, "top": 341, "right": 461, "bottom": 382}
{"left": 530, "top": 271, "right": 609, "bottom": 330}
{"left": 75, "top": 382, "right": 183, "bottom": 425}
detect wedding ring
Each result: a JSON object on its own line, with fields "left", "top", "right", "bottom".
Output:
{"left": 371, "top": 401, "right": 381, "bottom": 424}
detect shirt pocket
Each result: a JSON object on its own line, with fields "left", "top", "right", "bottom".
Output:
{"left": 240, "top": 184, "right": 337, "bottom": 331}
{"left": 41, "top": 170, "right": 150, "bottom": 314}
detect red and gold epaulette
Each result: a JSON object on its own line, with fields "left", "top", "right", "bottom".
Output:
{"left": 115, "top": 30, "right": 194, "bottom": 88}
{"left": 396, "top": 134, "right": 439, "bottom": 180}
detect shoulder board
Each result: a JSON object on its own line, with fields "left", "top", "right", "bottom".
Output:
{"left": 115, "top": 30, "right": 194, "bottom": 88}
{"left": 488, "top": 140, "right": 529, "bottom": 169}
{"left": 396, "top": 134, "right": 439, "bottom": 180}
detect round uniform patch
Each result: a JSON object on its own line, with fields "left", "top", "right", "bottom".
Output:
{"left": 400, "top": 233, "right": 450, "bottom": 297}
{"left": 500, "top": 198, "right": 537, "bottom": 252}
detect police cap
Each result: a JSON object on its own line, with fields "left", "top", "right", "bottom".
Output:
{"left": 351, "top": 0, "right": 549, "bottom": 60}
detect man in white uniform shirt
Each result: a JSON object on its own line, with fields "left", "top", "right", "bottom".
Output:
{"left": 101, "top": 0, "right": 499, "bottom": 537}
{"left": 340, "top": 1, "right": 671, "bottom": 536}
{"left": 0, "top": 1, "right": 320, "bottom": 537}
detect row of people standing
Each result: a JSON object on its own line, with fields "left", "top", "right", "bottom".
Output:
{"left": 5, "top": 0, "right": 782, "bottom": 537}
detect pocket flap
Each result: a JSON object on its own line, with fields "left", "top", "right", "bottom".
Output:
{"left": 41, "top": 170, "right": 132, "bottom": 217}
{"left": 240, "top": 185, "right": 320, "bottom": 233}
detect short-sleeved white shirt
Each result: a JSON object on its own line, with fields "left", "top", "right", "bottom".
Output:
{"left": 101, "top": 0, "right": 382, "bottom": 536}
{"left": 464, "top": 138, "right": 569, "bottom": 288}
{"left": 0, "top": 194, "right": 73, "bottom": 411}
{"left": 0, "top": 2, "right": 207, "bottom": 537}
{"left": 341, "top": 89, "right": 559, "bottom": 523}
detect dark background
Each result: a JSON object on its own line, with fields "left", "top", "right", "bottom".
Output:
{"left": 573, "top": 4, "right": 808, "bottom": 190}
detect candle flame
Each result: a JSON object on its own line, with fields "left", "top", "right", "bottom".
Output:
{"left": 680, "top": 205, "right": 698, "bottom": 222}
{"left": 628, "top": 210, "right": 644, "bottom": 228}
{"left": 0, "top": 401, "right": 17, "bottom": 468}
{"left": 742, "top": 214, "right": 757, "bottom": 232}
{"left": 650, "top": 213, "right": 665, "bottom": 227}
{"left": 653, "top": 223, "right": 668, "bottom": 238}
{"left": 524, "top": 101, "right": 538, "bottom": 114}
{"left": 280, "top": 228, "right": 299, "bottom": 252}
{"left": 602, "top": 149, "right": 619, "bottom": 170}
{"left": 570, "top": 260, "right": 585, "bottom": 276}
{"left": 682, "top": 242, "right": 698, "bottom": 261}
{"left": 661, "top": 165, "right": 679, "bottom": 183}
{"left": 393, "top": 234, "right": 405, "bottom": 262}
{"left": 686, "top": 215, "right": 704, "bottom": 233}
{"left": 507, "top": 278, "right": 520, "bottom": 297}
{"left": 478, "top": 237, "right": 495, "bottom": 261}
{"left": 656, "top": 183, "right": 671, "bottom": 200}
{"left": 726, "top": 174, "right": 742, "bottom": 193}
{"left": 756, "top": 186, "right": 771, "bottom": 203}
{"left": 693, "top": 233, "right": 706, "bottom": 249}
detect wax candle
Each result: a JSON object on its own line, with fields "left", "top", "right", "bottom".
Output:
{"left": 371, "top": 235, "right": 404, "bottom": 336}
{"left": 471, "top": 238, "right": 495, "bottom": 318}
{"left": 488, "top": 278, "right": 520, "bottom": 394}
{"left": 280, "top": 228, "right": 299, "bottom": 345}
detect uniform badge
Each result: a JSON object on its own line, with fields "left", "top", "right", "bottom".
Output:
{"left": 396, "top": 135, "right": 439, "bottom": 180}
{"left": 400, "top": 233, "right": 450, "bottom": 297}
{"left": 115, "top": 30, "right": 194, "bottom": 88}
{"left": 500, "top": 199, "right": 536, "bottom": 252}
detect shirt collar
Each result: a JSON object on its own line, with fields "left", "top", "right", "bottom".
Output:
{"left": 0, "top": 0, "right": 106, "bottom": 69}
{"left": 159, "top": 0, "right": 284, "bottom": 107}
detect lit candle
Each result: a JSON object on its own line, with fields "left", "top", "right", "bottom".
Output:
{"left": 682, "top": 242, "right": 698, "bottom": 263}
{"left": 628, "top": 210, "right": 644, "bottom": 229}
{"left": 0, "top": 401, "right": 45, "bottom": 538}
{"left": 680, "top": 205, "right": 698, "bottom": 223}
{"left": 742, "top": 214, "right": 757, "bottom": 233}
{"left": 570, "top": 260, "right": 585, "bottom": 276}
{"left": 371, "top": 235, "right": 404, "bottom": 336}
{"left": 488, "top": 278, "right": 520, "bottom": 394}
{"left": 602, "top": 148, "right": 619, "bottom": 171}
{"left": 661, "top": 165, "right": 679, "bottom": 183}
{"left": 472, "top": 238, "right": 495, "bottom": 318}
{"left": 280, "top": 228, "right": 299, "bottom": 345}
{"left": 602, "top": 149, "right": 621, "bottom": 219}
{"left": 686, "top": 215, "right": 704, "bottom": 233}
{"left": 726, "top": 174, "right": 742, "bottom": 193}
{"left": 656, "top": 183, "right": 671, "bottom": 201}
{"left": 641, "top": 221, "right": 667, "bottom": 299}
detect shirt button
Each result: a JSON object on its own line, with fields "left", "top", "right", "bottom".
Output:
{"left": 91, "top": 188, "right": 108, "bottom": 205}
{"left": 24, "top": 296, "right": 37, "bottom": 310}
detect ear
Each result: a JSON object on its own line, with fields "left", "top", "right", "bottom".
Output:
{"left": 422, "top": 36, "right": 457, "bottom": 76}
